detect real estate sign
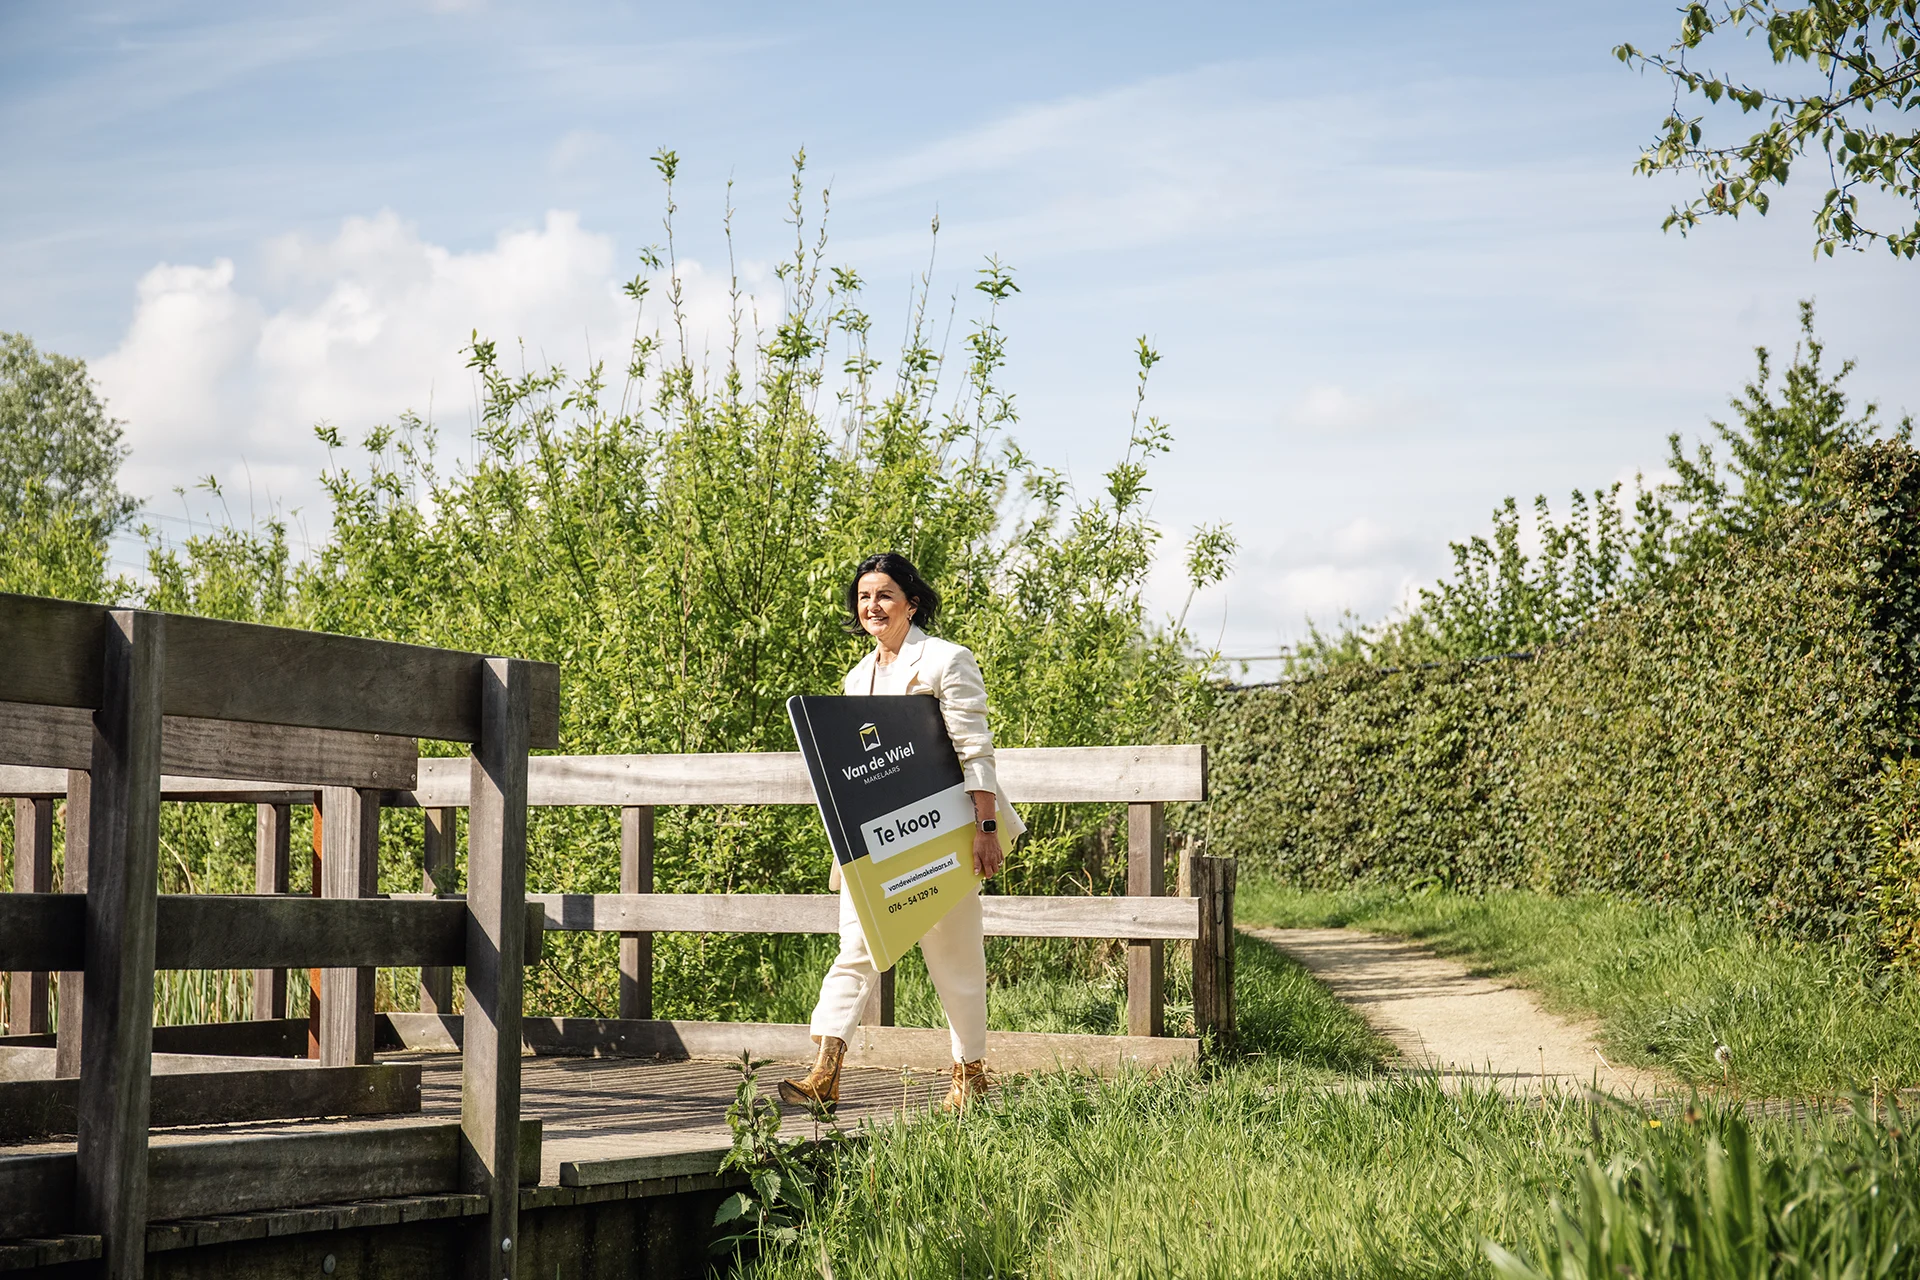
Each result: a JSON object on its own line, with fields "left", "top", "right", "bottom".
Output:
{"left": 787, "top": 694, "right": 980, "bottom": 971}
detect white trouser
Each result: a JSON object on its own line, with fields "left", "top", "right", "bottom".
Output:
{"left": 808, "top": 883, "right": 987, "bottom": 1063}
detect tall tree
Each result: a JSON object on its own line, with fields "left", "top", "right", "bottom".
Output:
{"left": 1648, "top": 299, "right": 1911, "bottom": 565}
{"left": 0, "top": 332, "right": 138, "bottom": 536}
{"left": 1617, "top": 1, "right": 1920, "bottom": 257}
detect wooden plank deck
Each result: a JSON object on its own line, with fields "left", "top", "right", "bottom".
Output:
{"left": 1, "top": 1053, "right": 932, "bottom": 1185}
{"left": 417, "top": 1051, "right": 937, "bottom": 1185}
{"left": 0, "top": 1054, "right": 937, "bottom": 1272}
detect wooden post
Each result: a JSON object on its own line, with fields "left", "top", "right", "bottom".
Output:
{"left": 1126, "top": 801, "right": 1166, "bottom": 1038}
{"left": 420, "top": 806, "right": 458, "bottom": 1015}
{"left": 1190, "top": 855, "right": 1237, "bottom": 1050}
{"left": 464, "top": 658, "right": 531, "bottom": 1280}
{"left": 860, "top": 969, "right": 895, "bottom": 1027}
{"left": 251, "top": 802, "right": 291, "bottom": 1020}
{"left": 618, "top": 805, "right": 652, "bottom": 1020}
{"left": 307, "top": 800, "right": 322, "bottom": 1059}
{"left": 55, "top": 769, "right": 89, "bottom": 1078}
{"left": 9, "top": 797, "right": 55, "bottom": 1034}
{"left": 319, "top": 786, "right": 380, "bottom": 1066}
{"left": 76, "top": 609, "right": 165, "bottom": 1280}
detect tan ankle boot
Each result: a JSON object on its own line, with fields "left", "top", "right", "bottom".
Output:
{"left": 939, "top": 1059, "right": 990, "bottom": 1112}
{"left": 779, "top": 1036, "right": 846, "bottom": 1108}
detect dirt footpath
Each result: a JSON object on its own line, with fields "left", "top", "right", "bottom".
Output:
{"left": 1247, "top": 927, "right": 1666, "bottom": 1098}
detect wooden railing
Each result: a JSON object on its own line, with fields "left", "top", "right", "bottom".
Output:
{"left": 382, "top": 745, "right": 1222, "bottom": 1040}
{"left": 0, "top": 593, "right": 557, "bottom": 1278}
{"left": 5, "top": 747, "right": 1230, "bottom": 1044}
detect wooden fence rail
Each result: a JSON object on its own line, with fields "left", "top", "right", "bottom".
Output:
{"left": 0, "top": 592, "right": 557, "bottom": 1280}
{"left": 375, "top": 746, "right": 1211, "bottom": 1038}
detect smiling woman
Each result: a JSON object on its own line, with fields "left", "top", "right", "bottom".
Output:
{"left": 780, "top": 550, "right": 1028, "bottom": 1114}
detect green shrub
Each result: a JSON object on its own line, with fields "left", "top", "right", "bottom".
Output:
{"left": 1210, "top": 441, "right": 1920, "bottom": 951}
{"left": 1205, "top": 658, "right": 1530, "bottom": 891}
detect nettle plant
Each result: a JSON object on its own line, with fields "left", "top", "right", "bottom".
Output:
{"left": 159, "top": 152, "right": 1233, "bottom": 1017}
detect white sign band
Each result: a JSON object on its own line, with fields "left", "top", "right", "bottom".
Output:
{"left": 860, "top": 781, "right": 975, "bottom": 864}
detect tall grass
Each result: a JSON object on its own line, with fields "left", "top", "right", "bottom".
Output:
{"left": 1491, "top": 1098, "right": 1920, "bottom": 1280}
{"left": 743, "top": 1071, "right": 1920, "bottom": 1280}
{"left": 1240, "top": 882, "right": 1920, "bottom": 1097}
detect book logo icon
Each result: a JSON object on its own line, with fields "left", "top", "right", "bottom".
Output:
{"left": 858, "top": 722, "right": 881, "bottom": 752}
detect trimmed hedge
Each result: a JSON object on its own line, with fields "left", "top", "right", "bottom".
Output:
{"left": 1207, "top": 442, "right": 1920, "bottom": 952}
{"left": 1204, "top": 660, "right": 1529, "bottom": 892}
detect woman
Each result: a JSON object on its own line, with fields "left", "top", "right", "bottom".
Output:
{"left": 780, "top": 551, "right": 1026, "bottom": 1113}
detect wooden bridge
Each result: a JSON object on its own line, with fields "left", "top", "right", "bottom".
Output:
{"left": 0, "top": 594, "right": 1231, "bottom": 1278}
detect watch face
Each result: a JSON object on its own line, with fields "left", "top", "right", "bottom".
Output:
{"left": 980, "top": 819, "right": 997, "bottom": 833}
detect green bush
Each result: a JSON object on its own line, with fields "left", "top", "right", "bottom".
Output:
{"left": 1204, "top": 658, "right": 1530, "bottom": 891}
{"left": 1209, "top": 441, "right": 1920, "bottom": 951}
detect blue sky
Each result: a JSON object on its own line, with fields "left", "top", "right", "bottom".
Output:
{"left": 4, "top": 0, "right": 1916, "bottom": 672}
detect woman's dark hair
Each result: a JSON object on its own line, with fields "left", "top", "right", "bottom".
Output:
{"left": 843, "top": 552, "right": 940, "bottom": 635}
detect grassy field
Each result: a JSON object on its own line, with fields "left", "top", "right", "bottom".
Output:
{"left": 1238, "top": 882, "right": 1920, "bottom": 1099}
{"left": 736, "top": 1067, "right": 1914, "bottom": 1279}
{"left": 702, "top": 881, "right": 1920, "bottom": 1278}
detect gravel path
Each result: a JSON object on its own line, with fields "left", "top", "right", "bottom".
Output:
{"left": 1248, "top": 926, "right": 1666, "bottom": 1098}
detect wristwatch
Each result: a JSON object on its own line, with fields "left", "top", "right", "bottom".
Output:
{"left": 980, "top": 819, "right": 998, "bottom": 834}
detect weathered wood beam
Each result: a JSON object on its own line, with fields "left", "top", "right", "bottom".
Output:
{"left": 618, "top": 805, "right": 652, "bottom": 1021}
{"left": 522, "top": 892, "right": 1200, "bottom": 940}
{"left": 54, "top": 769, "right": 87, "bottom": 1079}
{"left": 862, "top": 969, "right": 895, "bottom": 1028}
{"left": 419, "top": 806, "right": 457, "bottom": 1016}
{"left": 1126, "top": 801, "right": 1167, "bottom": 1038}
{"left": 151, "top": 1018, "right": 308, "bottom": 1058}
{"left": 0, "top": 1062, "right": 422, "bottom": 1142}
{"left": 463, "top": 658, "right": 533, "bottom": 1280}
{"left": 379, "top": 1013, "right": 1199, "bottom": 1077}
{"left": 0, "top": 896, "right": 546, "bottom": 971}
{"left": 0, "top": 593, "right": 560, "bottom": 747}
{"left": 319, "top": 786, "right": 380, "bottom": 1067}
{"left": 0, "top": 702, "right": 418, "bottom": 788}
{"left": 251, "top": 803, "right": 292, "bottom": 1021}
{"left": 4, "top": 1046, "right": 316, "bottom": 1083}
{"left": 8, "top": 796, "right": 54, "bottom": 1034}
{"left": 0, "top": 765, "right": 317, "bottom": 803}
{"left": 1190, "top": 855, "right": 1237, "bottom": 1049}
{"left": 0, "top": 1118, "right": 542, "bottom": 1239}
{"left": 76, "top": 608, "right": 165, "bottom": 1279}
{"left": 386, "top": 744, "right": 1207, "bottom": 809}
{"left": 0, "top": 1150, "right": 71, "bottom": 1239}
{"left": 1003, "top": 745, "right": 1207, "bottom": 804}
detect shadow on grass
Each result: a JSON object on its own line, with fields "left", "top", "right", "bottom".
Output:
{"left": 1234, "top": 930, "right": 1393, "bottom": 1075}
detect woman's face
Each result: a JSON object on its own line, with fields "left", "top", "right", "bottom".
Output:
{"left": 856, "top": 571, "right": 915, "bottom": 645}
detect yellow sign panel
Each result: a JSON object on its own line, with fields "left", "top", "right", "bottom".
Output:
{"left": 789, "top": 694, "right": 981, "bottom": 971}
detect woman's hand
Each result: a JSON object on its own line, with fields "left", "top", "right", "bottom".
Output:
{"left": 968, "top": 789, "right": 1004, "bottom": 879}
{"left": 972, "top": 829, "right": 1004, "bottom": 879}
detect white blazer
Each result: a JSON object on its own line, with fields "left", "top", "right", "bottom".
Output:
{"left": 831, "top": 626, "right": 1026, "bottom": 890}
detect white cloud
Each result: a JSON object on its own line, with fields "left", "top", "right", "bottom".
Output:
{"left": 1153, "top": 515, "right": 1442, "bottom": 663}
{"left": 93, "top": 209, "right": 760, "bottom": 528}
{"left": 1281, "top": 384, "right": 1435, "bottom": 433}
{"left": 548, "top": 129, "right": 612, "bottom": 175}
